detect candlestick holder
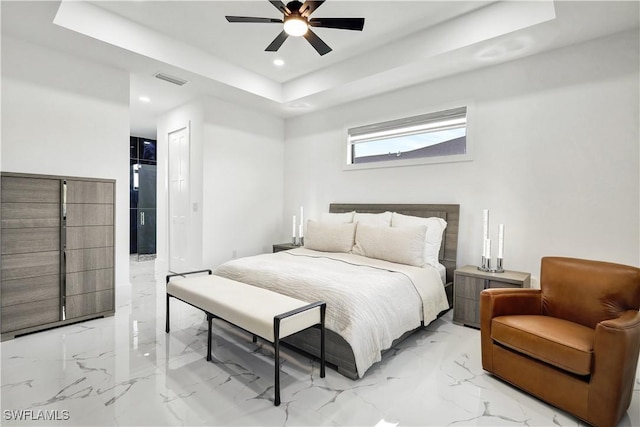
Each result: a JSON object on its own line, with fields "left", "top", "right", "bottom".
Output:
{"left": 292, "top": 237, "right": 299, "bottom": 246}
{"left": 478, "top": 256, "right": 505, "bottom": 273}
{"left": 300, "top": 237, "right": 304, "bottom": 247}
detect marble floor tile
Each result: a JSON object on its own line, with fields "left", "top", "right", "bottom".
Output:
{"left": 1, "top": 259, "right": 638, "bottom": 426}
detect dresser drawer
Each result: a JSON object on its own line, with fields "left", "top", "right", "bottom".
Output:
{"left": 1, "top": 227, "right": 60, "bottom": 255}
{"left": 1, "top": 177, "right": 60, "bottom": 203}
{"left": 1, "top": 274, "right": 60, "bottom": 307}
{"left": 1, "top": 298, "right": 59, "bottom": 333}
{"left": 65, "top": 247, "right": 114, "bottom": 273}
{"left": 66, "top": 226, "right": 114, "bottom": 250}
{"left": 1, "top": 251, "right": 60, "bottom": 281}
{"left": 66, "top": 180, "right": 114, "bottom": 204}
{"left": 66, "top": 269, "right": 113, "bottom": 296}
{"left": 66, "top": 289, "right": 114, "bottom": 319}
{"left": 1, "top": 203, "right": 60, "bottom": 229}
{"left": 66, "top": 204, "right": 114, "bottom": 226}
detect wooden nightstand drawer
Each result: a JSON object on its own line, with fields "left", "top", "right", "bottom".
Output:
{"left": 455, "top": 296, "right": 481, "bottom": 326}
{"left": 454, "top": 275, "right": 484, "bottom": 298}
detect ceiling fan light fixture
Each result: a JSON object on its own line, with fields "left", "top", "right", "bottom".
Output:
{"left": 225, "top": 1, "right": 364, "bottom": 55}
{"left": 283, "top": 15, "right": 308, "bottom": 36}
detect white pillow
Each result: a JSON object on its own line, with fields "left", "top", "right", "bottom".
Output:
{"left": 391, "top": 212, "right": 447, "bottom": 267}
{"left": 353, "top": 211, "right": 392, "bottom": 226}
{"left": 304, "top": 220, "right": 356, "bottom": 253}
{"left": 352, "top": 223, "right": 427, "bottom": 267}
{"left": 320, "top": 211, "right": 354, "bottom": 223}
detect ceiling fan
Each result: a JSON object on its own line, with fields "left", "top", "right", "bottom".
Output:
{"left": 225, "top": 0, "right": 365, "bottom": 56}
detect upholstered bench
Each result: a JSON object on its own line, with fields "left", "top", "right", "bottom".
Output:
{"left": 165, "top": 270, "right": 326, "bottom": 406}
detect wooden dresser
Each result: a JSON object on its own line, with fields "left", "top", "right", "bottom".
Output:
{"left": 1, "top": 172, "right": 115, "bottom": 340}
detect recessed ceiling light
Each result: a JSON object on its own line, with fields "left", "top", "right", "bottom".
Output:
{"left": 273, "top": 59, "right": 285, "bottom": 67}
{"left": 139, "top": 96, "right": 151, "bottom": 103}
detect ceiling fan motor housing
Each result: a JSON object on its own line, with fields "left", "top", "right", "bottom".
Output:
{"left": 287, "top": 1, "right": 304, "bottom": 14}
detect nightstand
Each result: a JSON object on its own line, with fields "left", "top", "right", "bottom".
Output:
{"left": 272, "top": 243, "right": 300, "bottom": 253}
{"left": 453, "top": 265, "right": 531, "bottom": 328}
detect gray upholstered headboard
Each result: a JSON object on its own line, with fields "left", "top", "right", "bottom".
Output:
{"left": 329, "top": 203, "right": 460, "bottom": 284}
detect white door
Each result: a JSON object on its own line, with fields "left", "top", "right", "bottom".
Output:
{"left": 168, "top": 126, "right": 190, "bottom": 273}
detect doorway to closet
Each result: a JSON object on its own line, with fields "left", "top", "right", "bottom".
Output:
{"left": 130, "top": 136, "right": 157, "bottom": 261}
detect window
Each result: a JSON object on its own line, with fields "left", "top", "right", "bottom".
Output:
{"left": 346, "top": 106, "right": 470, "bottom": 169}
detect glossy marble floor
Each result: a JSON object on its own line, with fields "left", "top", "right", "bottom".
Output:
{"left": 1, "top": 259, "right": 639, "bottom": 426}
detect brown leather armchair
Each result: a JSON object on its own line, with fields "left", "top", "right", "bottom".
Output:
{"left": 481, "top": 257, "right": 640, "bottom": 427}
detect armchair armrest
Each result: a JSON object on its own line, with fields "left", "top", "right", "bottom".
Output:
{"left": 589, "top": 310, "right": 640, "bottom": 427}
{"left": 481, "top": 288, "right": 543, "bottom": 318}
{"left": 599, "top": 310, "right": 640, "bottom": 329}
{"left": 480, "top": 288, "right": 542, "bottom": 371}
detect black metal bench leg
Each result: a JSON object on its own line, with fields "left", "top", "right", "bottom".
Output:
{"left": 274, "top": 319, "right": 281, "bottom": 406}
{"left": 207, "top": 313, "right": 213, "bottom": 362}
{"left": 320, "top": 303, "right": 326, "bottom": 378}
{"left": 165, "top": 294, "right": 170, "bottom": 333}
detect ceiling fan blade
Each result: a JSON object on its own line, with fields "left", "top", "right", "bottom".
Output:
{"left": 309, "top": 17, "right": 364, "bottom": 31}
{"left": 266, "top": 30, "right": 290, "bottom": 52}
{"left": 304, "top": 28, "right": 332, "bottom": 56}
{"left": 299, "top": 1, "right": 325, "bottom": 17}
{"left": 226, "top": 16, "right": 283, "bottom": 24}
{"left": 269, "top": 0, "right": 291, "bottom": 15}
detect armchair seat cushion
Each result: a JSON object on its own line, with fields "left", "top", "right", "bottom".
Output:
{"left": 492, "top": 315, "right": 595, "bottom": 376}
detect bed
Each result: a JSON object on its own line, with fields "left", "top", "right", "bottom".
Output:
{"left": 214, "top": 203, "right": 460, "bottom": 379}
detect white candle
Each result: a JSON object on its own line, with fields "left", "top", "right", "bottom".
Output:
{"left": 482, "top": 209, "right": 489, "bottom": 257}
{"left": 300, "top": 206, "right": 304, "bottom": 228}
{"left": 299, "top": 224, "right": 304, "bottom": 239}
{"left": 498, "top": 224, "right": 504, "bottom": 259}
{"left": 292, "top": 215, "right": 296, "bottom": 238}
{"left": 486, "top": 239, "right": 491, "bottom": 260}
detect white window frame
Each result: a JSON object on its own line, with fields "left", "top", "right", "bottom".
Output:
{"left": 344, "top": 103, "right": 474, "bottom": 171}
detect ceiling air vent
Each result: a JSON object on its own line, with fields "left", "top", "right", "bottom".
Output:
{"left": 154, "top": 72, "right": 188, "bottom": 86}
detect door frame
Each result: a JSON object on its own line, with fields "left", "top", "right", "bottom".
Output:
{"left": 167, "top": 123, "right": 190, "bottom": 273}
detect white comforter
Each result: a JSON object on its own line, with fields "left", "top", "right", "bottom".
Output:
{"left": 213, "top": 248, "right": 449, "bottom": 377}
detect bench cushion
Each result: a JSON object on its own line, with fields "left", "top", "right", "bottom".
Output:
{"left": 491, "top": 315, "right": 595, "bottom": 375}
{"left": 167, "top": 275, "right": 320, "bottom": 342}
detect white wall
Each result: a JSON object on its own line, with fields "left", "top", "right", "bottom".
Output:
{"left": 283, "top": 30, "right": 640, "bottom": 283}
{"left": 156, "top": 96, "right": 284, "bottom": 271}
{"left": 202, "top": 97, "right": 285, "bottom": 267}
{"left": 1, "top": 36, "right": 130, "bottom": 285}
